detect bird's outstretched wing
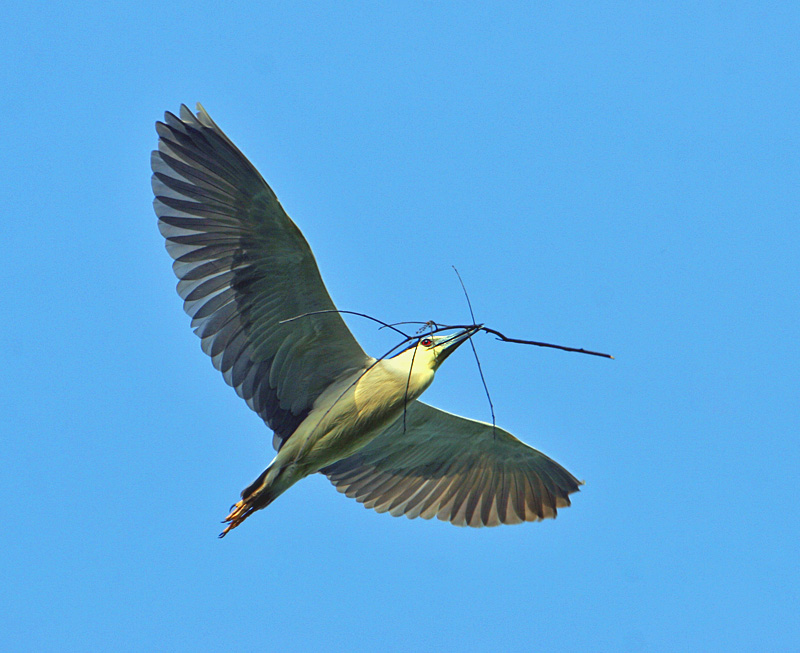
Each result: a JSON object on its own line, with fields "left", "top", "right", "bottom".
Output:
{"left": 152, "top": 104, "right": 371, "bottom": 449}
{"left": 322, "top": 401, "right": 581, "bottom": 527}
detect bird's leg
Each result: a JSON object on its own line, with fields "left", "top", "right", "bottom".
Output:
{"left": 220, "top": 500, "right": 252, "bottom": 537}
{"left": 219, "top": 467, "right": 273, "bottom": 537}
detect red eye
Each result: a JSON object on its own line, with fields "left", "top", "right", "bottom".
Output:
{"left": 420, "top": 338, "right": 432, "bottom": 347}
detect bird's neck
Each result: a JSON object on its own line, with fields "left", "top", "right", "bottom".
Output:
{"left": 372, "top": 351, "right": 436, "bottom": 400}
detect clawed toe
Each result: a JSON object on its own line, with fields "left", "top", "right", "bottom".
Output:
{"left": 219, "top": 499, "right": 253, "bottom": 538}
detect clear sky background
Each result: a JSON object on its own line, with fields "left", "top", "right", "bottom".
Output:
{"left": 2, "top": 2, "right": 798, "bottom": 651}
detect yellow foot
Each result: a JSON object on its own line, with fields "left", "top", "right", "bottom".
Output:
{"left": 219, "top": 499, "right": 254, "bottom": 538}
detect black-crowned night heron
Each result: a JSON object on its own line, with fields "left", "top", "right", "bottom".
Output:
{"left": 152, "top": 104, "right": 581, "bottom": 536}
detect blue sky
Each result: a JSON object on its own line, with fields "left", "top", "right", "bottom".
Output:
{"left": 2, "top": 2, "right": 798, "bottom": 650}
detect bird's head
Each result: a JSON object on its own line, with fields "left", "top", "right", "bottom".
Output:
{"left": 402, "top": 325, "right": 482, "bottom": 371}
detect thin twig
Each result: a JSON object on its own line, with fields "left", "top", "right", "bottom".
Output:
{"left": 452, "top": 268, "right": 476, "bottom": 323}
{"left": 453, "top": 267, "right": 496, "bottom": 436}
{"left": 378, "top": 320, "right": 431, "bottom": 330}
{"left": 403, "top": 343, "right": 419, "bottom": 435}
{"left": 280, "top": 309, "right": 411, "bottom": 340}
{"left": 402, "top": 321, "right": 614, "bottom": 359}
{"left": 481, "top": 327, "right": 614, "bottom": 359}
{"left": 282, "top": 309, "right": 613, "bottom": 358}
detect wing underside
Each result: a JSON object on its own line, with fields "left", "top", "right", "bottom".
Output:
{"left": 322, "top": 401, "right": 582, "bottom": 527}
{"left": 152, "top": 104, "right": 370, "bottom": 448}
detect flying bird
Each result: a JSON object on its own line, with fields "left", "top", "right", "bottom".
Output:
{"left": 152, "top": 104, "right": 582, "bottom": 536}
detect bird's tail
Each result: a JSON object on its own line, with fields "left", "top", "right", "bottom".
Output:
{"left": 219, "top": 463, "right": 287, "bottom": 537}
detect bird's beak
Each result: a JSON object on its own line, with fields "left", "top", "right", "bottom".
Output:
{"left": 435, "top": 325, "right": 482, "bottom": 365}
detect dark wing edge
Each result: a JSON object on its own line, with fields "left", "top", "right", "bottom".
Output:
{"left": 321, "top": 401, "right": 582, "bottom": 528}
{"left": 152, "top": 103, "right": 370, "bottom": 448}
